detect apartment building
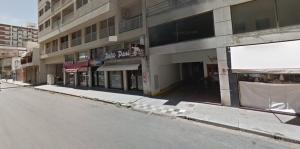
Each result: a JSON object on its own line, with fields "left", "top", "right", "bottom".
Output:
{"left": 146, "top": 0, "right": 300, "bottom": 114}
{"left": 38, "top": 0, "right": 149, "bottom": 94}
{"left": 0, "top": 23, "right": 38, "bottom": 48}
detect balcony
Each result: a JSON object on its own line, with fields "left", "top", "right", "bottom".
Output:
{"left": 71, "top": 38, "right": 81, "bottom": 47}
{"left": 60, "top": 41, "right": 69, "bottom": 50}
{"left": 85, "top": 32, "right": 97, "bottom": 43}
{"left": 51, "top": 0, "right": 61, "bottom": 12}
{"left": 147, "top": 0, "right": 198, "bottom": 16}
{"left": 119, "top": 15, "right": 142, "bottom": 33}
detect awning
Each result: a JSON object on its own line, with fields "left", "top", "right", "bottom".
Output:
{"left": 97, "top": 64, "right": 140, "bottom": 71}
{"left": 230, "top": 40, "right": 300, "bottom": 74}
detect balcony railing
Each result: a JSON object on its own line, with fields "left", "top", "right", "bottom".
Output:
{"left": 61, "top": 42, "right": 69, "bottom": 50}
{"left": 119, "top": 15, "right": 143, "bottom": 33}
{"left": 52, "top": 1, "right": 61, "bottom": 12}
{"left": 71, "top": 38, "right": 82, "bottom": 47}
{"left": 46, "top": 47, "right": 52, "bottom": 54}
{"left": 85, "top": 32, "right": 97, "bottom": 43}
{"left": 52, "top": 45, "right": 58, "bottom": 52}
{"left": 147, "top": 0, "right": 197, "bottom": 16}
{"left": 62, "top": 12, "right": 74, "bottom": 25}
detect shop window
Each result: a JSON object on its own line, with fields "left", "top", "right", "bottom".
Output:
{"left": 149, "top": 11, "right": 214, "bottom": 47}
{"left": 109, "top": 71, "right": 123, "bottom": 89}
{"left": 277, "top": 0, "right": 300, "bottom": 27}
{"left": 78, "top": 51, "right": 89, "bottom": 61}
{"left": 231, "top": 0, "right": 277, "bottom": 34}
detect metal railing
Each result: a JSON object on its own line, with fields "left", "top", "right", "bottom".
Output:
{"left": 62, "top": 12, "right": 74, "bottom": 25}
{"left": 85, "top": 32, "right": 97, "bottom": 43}
{"left": 71, "top": 38, "right": 81, "bottom": 47}
{"left": 147, "top": 0, "right": 198, "bottom": 16}
{"left": 119, "top": 15, "right": 142, "bottom": 33}
{"left": 60, "top": 42, "right": 69, "bottom": 50}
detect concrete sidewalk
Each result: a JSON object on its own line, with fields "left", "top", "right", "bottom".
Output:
{"left": 0, "top": 79, "right": 31, "bottom": 86}
{"left": 33, "top": 84, "right": 300, "bottom": 144}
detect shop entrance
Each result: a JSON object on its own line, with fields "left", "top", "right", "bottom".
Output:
{"left": 127, "top": 69, "right": 143, "bottom": 91}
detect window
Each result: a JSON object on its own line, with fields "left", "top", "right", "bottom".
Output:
{"left": 65, "top": 54, "right": 74, "bottom": 63}
{"left": 60, "top": 35, "right": 69, "bottom": 50}
{"left": 45, "top": 19, "right": 50, "bottom": 28}
{"left": 39, "top": 9, "right": 44, "bottom": 17}
{"left": 71, "top": 30, "right": 82, "bottom": 47}
{"left": 78, "top": 51, "right": 89, "bottom": 61}
{"left": 85, "top": 24, "right": 97, "bottom": 43}
{"left": 91, "top": 47, "right": 105, "bottom": 60}
{"left": 39, "top": 24, "right": 44, "bottom": 32}
{"left": 231, "top": 0, "right": 277, "bottom": 34}
{"left": 99, "top": 17, "right": 115, "bottom": 39}
{"left": 277, "top": 0, "right": 300, "bottom": 27}
{"left": 76, "top": 0, "right": 88, "bottom": 9}
{"left": 149, "top": 12, "right": 214, "bottom": 47}
{"left": 45, "top": 1, "right": 51, "bottom": 12}
{"left": 52, "top": 39, "right": 58, "bottom": 52}
{"left": 46, "top": 42, "right": 51, "bottom": 54}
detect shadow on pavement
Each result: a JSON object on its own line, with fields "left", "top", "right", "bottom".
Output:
{"left": 286, "top": 117, "right": 300, "bottom": 126}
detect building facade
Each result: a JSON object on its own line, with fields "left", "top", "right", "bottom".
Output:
{"left": 38, "top": 0, "right": 300, "bottom": 114}
{"left": 38, "top": 0, "right": 150, "bottom": 94}
{"left": 146, "top": 0, "right": 300, "bottom": 114}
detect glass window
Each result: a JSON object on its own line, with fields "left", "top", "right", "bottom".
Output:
{"left": 65, "top": 54, "right": 74, "bottom": 63}
{"left": 277, "top": 0, "right": 300, "bottom": 27}
{"left": 231, "top": 0, "right": 277, "bottom": 34}
{"left": 78, "top": 51, "right": 89, "bottom": 61}
{"left": 149, "top": 22, "right": 176, "bottom": 47}
{"left": 76, "top": 0, "right": 88, "bottom": 9}
{"left": 91, "top": 47, "right": 105, "bottom": 60}
{"left": 71, "top": 30, "right": 81, "bottom": 47}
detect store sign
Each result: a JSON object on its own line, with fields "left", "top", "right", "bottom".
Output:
{"left": 64, "top": 60, "right": 89, "bottom": 70}
{"left": 105, "top": 44, "right": 145, "bottom": 60}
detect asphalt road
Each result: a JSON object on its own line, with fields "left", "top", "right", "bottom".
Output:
{"left": 0, "top": 82, "right": 299, "bottom": 149}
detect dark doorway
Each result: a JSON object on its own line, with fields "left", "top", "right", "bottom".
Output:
{"left": 182, "top": 62, "right": 205, "bottom": 85}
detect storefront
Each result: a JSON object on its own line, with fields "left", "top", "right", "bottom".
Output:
{"left": 90, "top": 47, "right": 105, "bottom": 87}
{"left": 64, "top": 60, "right": 90, "bottom": 87}
{"left": 229, "top": 40, "right": 300, "bottom": 115}
{"left": 97, "top": 42, "right": 145, "bottom": 91}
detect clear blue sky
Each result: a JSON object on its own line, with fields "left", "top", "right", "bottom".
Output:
{"left": 0, "top": 0, "right": 37, "bottom": 26}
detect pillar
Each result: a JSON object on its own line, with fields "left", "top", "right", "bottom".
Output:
{"left": 88, "top": 67, "right": 92, "bottom": 87}
{"left": 123, "top": 70, "right": 128, "bottom": 91}
{"left": 104, "top": 71, "right": 108, "bottom": 88}
{"left": 74, "top": 72, "right": 78, "bottom": 87}
{"left": 63, "top": 69, "right": 66, "bottom": 86}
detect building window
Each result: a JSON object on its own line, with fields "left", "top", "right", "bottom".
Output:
{"left": 231, "top": 0, "right": 277, "bottom": 34}
{"left": 39, "top": 24, "right": 44, "bottom": 32}
{"left": 65, "top": 54, "right": 74, "bottom": 63}
{"left": 52, "top": 39, "right": 58, "bottom": 52}
{"left": 78, "top": 51, "right": 89, "bottom": 61}
{"left": 76, "top": 0, "right": 88, "bottom": 9}
{"left": 71, "top": 30, "right": 82, "bottom": 47}
{"left": 85, "top": 24, "right": 97, "bottom": 43}
{"left": 91, "top": 47, "right": 105, "bottom": 60}
{"left": 149, "top": 12, "right": 215, "bottom": 47}
{"left": 45, "top": 42, "right": 51, "bottom": 54}
{"left": 45, "top": 1, "right": 51, "bottom": 12}
{"left": 99, "top": 17, "right": 115, "bottom": 39}
{"left": 277, "top": 0, "right": 300, "bottom": 27}
{"left": 60, "top": 35, "right": 69, "bottom": 50}
{"left": 39, "top": 9, "right": 44, "bottom": 17}
{"left": 45, "top": 19, "right": 51, "bottom": 28}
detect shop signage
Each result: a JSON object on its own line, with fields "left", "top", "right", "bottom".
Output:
{"left": 64, "top": 60, "right": 89, "bottom": 70}
{"left": 105, "top": 44, "right": 145, "bottom": 60}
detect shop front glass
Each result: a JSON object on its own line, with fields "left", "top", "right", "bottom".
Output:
{"left": 78, "top": 71, "right": 89, "bottom": 87}
{"left": 66, "top": 73, "right": 75, "bottom": 86}
{"left": 109, "top": 71, "right": 123, "bottom": 89}
{"left": 128, "top": 69, "right": 143, "bottom": 91}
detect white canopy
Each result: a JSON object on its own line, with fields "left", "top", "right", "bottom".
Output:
{"left": 97, "top": 64, "right": 140, "bottom": 71}
{"left": 230, "top": 40, "right": 300, "bottom": 74}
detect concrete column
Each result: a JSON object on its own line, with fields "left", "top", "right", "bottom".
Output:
{"left": 74, "top": 72, "right": 78, "bottom": 87}
{"left": 68, "top": 34, "right": 72, "bottom": 48}
{"left": 104, "top": 71, "right": 108, "bottom": 88}
{"left": 123, "top": 70, "right": 128, "bottom": 91}
{"left": 63, "top": 69, "right": 66, "bottom": 86}
{"left": 88, "top": 67, "right": 92, "bottom": 87}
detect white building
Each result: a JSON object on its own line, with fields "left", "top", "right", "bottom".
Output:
{"left": 146, "top": 0, "right": 300, "bottom": 114}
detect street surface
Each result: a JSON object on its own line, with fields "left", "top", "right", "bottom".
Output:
{"left": 0, "top": 82, "right": 299, "bottom": 149}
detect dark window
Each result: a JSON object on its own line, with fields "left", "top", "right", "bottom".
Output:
{"left": 60, "top": 35, "right": 69, "bottom": 49}
{"left": 277, "top": 0, "right": 300, "bottom": 27}
{"left": 76, "top": 0, "right": 88, "bottom": 9}
{"left": 39, "top": 9, "right": 44, "bottom": 17}
{"left": 85, "top": 24, "right": 97, "bottom": 43}
{"left": 99, "top": 17, "right": 115, "bottom": 39}
{"left": 45, "top": 19, "right": 51, "bottom": 28}
{"left": 45, "top": 2, "right": 51, "bottom": 12}
{"left": 149, "top": 12, "right": 214, "bottom": 47}
{"left": 71, "top": 30, "right": 82, "bottom": 47}
{"left": 231, "top": 0, "right": 277, "bottom": 34}
{"left": 91, "top": 47, "right": 105, "bottom": 60}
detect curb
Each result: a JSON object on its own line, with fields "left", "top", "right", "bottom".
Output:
{"left": 34, "top": 87, "right": 300, "bottom": 145}
{"left": 0, "top": 81, "right": 32, "bottom": 87}
{"left": 177, "top": 116, "right": 300, "bottom": 145}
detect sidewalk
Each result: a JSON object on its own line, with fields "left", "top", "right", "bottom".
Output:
{"left": 0, "top": 79, "right": 31, "bottom": 86}
{"left": 34, "top": 84, "right": 300, "bottom": 144}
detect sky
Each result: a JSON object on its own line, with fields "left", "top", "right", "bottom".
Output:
{"left": 0, "top": 0, "right": 38, "bottom": 27}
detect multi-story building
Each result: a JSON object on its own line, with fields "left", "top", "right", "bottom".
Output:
{"left": 38, "top": 0, "right": 149, "bottom": 93}
{"left": 146, "top": 0, "right": 300, "bottom": 114}
{"left": 0, "top": 23, "right": 38, "bottom": 48}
